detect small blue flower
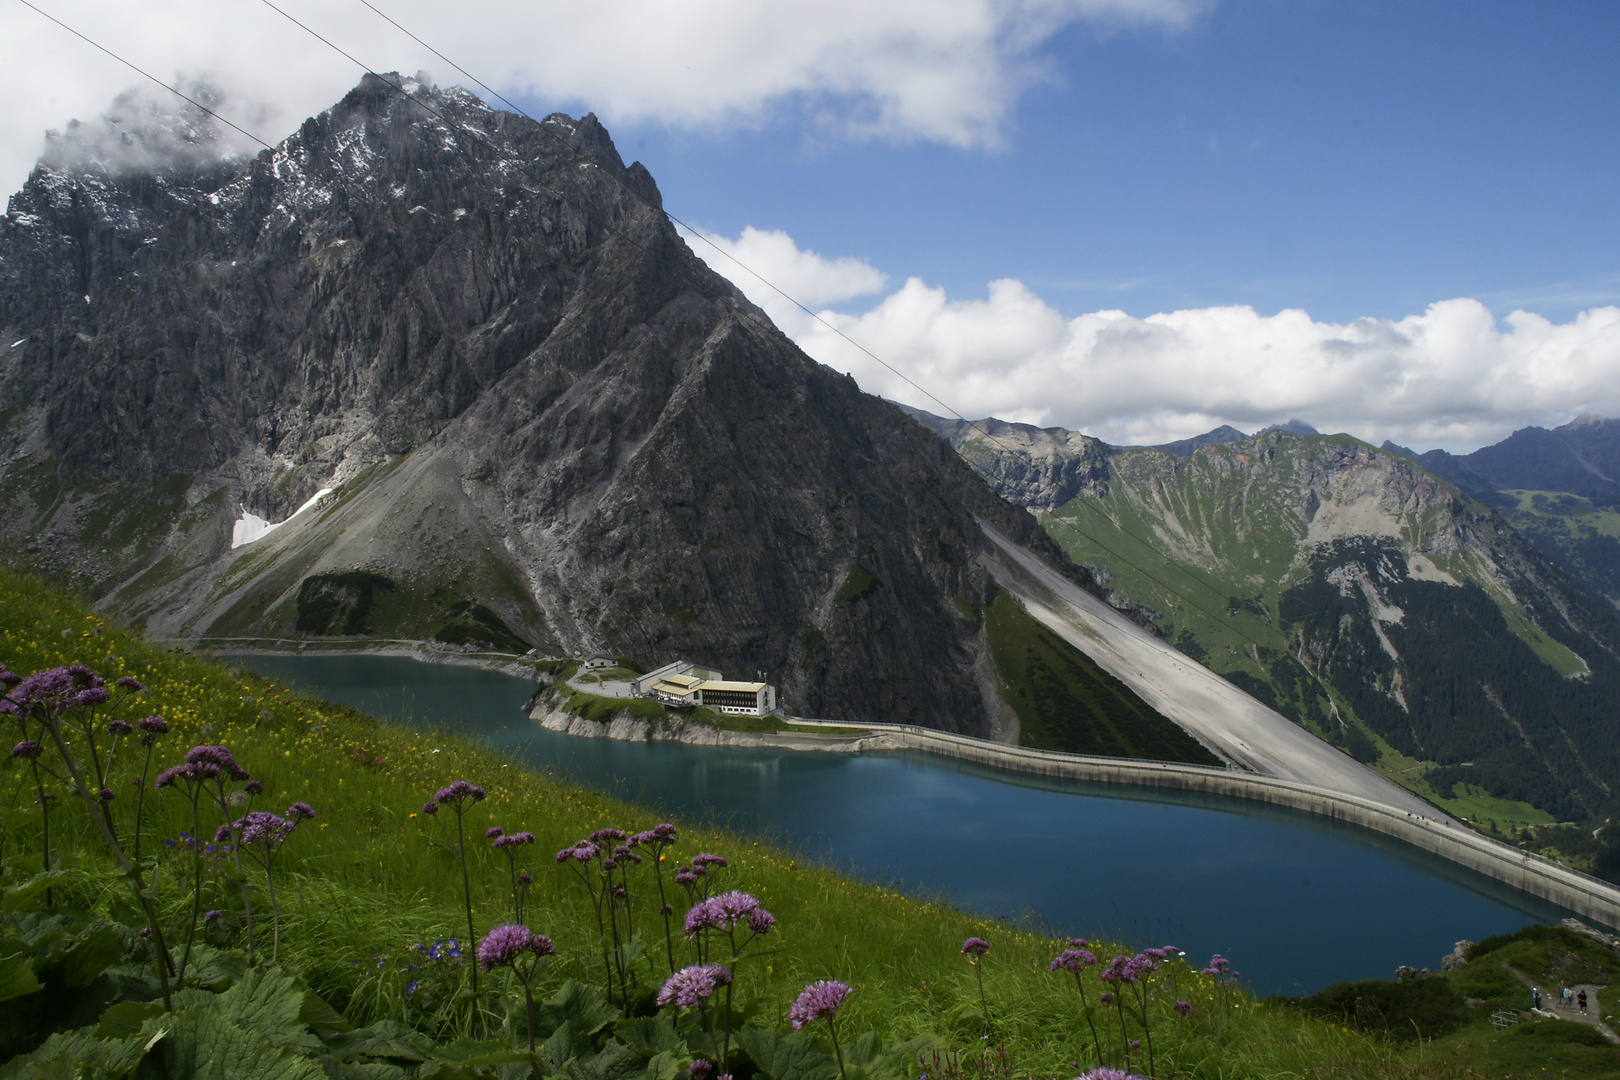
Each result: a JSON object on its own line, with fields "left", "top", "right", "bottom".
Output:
{"left": 406, "top": 980, "right": 419, "bottom": 997}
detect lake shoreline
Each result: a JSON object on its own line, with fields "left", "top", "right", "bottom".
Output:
{"left": 207, "top": 643, "right": 1620, "bottom": 931}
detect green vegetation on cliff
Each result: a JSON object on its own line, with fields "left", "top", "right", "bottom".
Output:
{"left": 982, "top": 590, "right": 1220, "bottom": 764}
{"left": 4, "top": 566, "right": 1578, "bottom": 1079}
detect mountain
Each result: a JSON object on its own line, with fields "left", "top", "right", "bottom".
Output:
{"left": 1387, "top": 416, "right": 1620, "bottom": 500}
{"left": 1150, "top": 425, "right": 1249, "bottom": 458}
{"left": 915, "top": 409, "right": 1620, "bottom": 823}
{"left": 0, "top": 74, "right": 1116, "bottom": 737}
{"left": 1379, "top": 418, "right": 1620, "bottom": 609}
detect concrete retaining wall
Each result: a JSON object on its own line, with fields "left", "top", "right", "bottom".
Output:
{"left": 793, "top": 718, "right": 1620, "bottom": 929}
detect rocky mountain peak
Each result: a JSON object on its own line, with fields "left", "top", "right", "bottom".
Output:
{"left": 0, "top": 76, "right": 1075, "bottom": 732}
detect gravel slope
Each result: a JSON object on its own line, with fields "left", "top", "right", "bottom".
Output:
{"left": 979, "top": 523, "right": 1455, "bottom": 821}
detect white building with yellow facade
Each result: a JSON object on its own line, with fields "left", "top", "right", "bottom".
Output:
{"left": 631, "top": 660, "right": 777, "bottom": 718}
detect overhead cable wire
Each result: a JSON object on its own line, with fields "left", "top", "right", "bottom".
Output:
{"left": 337, "top": 0, "right": 1303, "bottom": 643}
{"left": 18, "top": 0, "right": 1314, "bottom": 694}
{"left": 335, "top": 0, "right": 1352, "bottom": 713}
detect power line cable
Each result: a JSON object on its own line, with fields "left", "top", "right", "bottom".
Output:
{"left": 19, "top": 0, "right": 1330, "bottom": 711}
{"left": 336, "top": 0, "right": 1313, "bottom": 651}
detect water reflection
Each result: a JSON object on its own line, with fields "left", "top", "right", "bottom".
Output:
{"left": 233, "top": 652, "right": 1571, "bottom": 996}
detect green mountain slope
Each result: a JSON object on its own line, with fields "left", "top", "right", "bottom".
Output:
{"left": 1478, "top": 490, "right": 1620, "bottom": 610}
{"left": 921, "top": 416, "right": 1620, "bottom": 827}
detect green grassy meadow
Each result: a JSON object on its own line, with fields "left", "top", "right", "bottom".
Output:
{"left": 2, "top": 566, "right": 1616, "bottom": 1077}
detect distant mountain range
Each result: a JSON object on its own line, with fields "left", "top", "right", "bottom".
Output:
{"left": 1380, "top": 417, "right": 1620, "bottom": 609}
{"left": 903, "top": 405, "right": 1620, "bottom": 824}
{"left": 1384, "top": 416, "right": 1620, "bottom": 500}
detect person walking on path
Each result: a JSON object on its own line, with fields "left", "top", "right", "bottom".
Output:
{"left": 1533, "top": 986, "right": 1542, "bottom": 1010}
{"left": 1579, "top": 989, "right": 1588, "bottom": 1014}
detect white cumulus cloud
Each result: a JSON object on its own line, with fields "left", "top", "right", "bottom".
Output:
{"left": 677, "top": 225, "right": 888, "bottom": 314}
{"left": 689, "top": 230, "right": 1620, "bottom": 452}
{"left": 0, "top": 0, "right": 1203, "bottom": 195}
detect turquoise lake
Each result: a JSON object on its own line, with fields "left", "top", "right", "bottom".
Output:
{"left": 235, "top": 652, "right": 1577, "bottom": 997}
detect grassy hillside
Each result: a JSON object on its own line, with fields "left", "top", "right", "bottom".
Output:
{"left": 3, "top": 566, "right": 1591, "bottom": 1078}
{"left": 1295, "top": 924, "right": 1620, "bottom": 1077}
{"left": 1482, "top": 491, "right": 1620, "bottom": 611}
{"left": 981, "top": 589, "right": 1220, "bottom": 764}
{"left": 1025, "top": 433, "right": 1620, "bottom": 836}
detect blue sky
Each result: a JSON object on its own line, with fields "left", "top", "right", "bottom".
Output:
{"left": 4, "top": 0, "right": 1618, "bottom": 447}
{"left": 596, "top": 1, "right": 1619, "bottom": 326}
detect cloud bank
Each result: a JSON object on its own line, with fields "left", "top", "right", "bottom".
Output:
{"left": 691, "top": 229, "right": 1620, "bottom": 452}
{"left": 0, "top": 0, "right": 1201, "bottom": 195}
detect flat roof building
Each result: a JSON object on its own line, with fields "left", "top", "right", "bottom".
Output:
{"left": 638, "top": 663, "right": 778, "bottom": 718}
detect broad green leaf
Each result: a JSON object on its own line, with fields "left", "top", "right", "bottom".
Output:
{"left": 139, "top": 1006, "right": 326, "bottom": 1080}
{"left": 181, "top": 943, "right": 249, "bottom": 991}
{"left": 324, "top": 1063, "right": 409, "bottom": 1080}
{"left": 641, "top": 1049, "right": 684, "bottom": 1080}
{"left": 538, "top": 980, "right": 620, "bottom": 1041}
{"left": 613, "top": 1014, "right": 684, "bottom": 1059}
{"left": 321, "top": 1020, "right": 436, "bottom": 1064}
{"left": 61, "top": 924, "right": 125, "bottom": 987}
{"left": 2, "top": 871, "right": 72, "bottom": 912}
{"left": 0, "top": 1028, "right": 146, "bottom": 1080}
{"left": 0, "top": 954, "right": 42, "bottom": 1003}
{"left": 540, "top": 1020, "right": 595, "bottom": 1073}
{"left": 736, "top": 1025, "right": 838, "bottom": 1080}
{"left": 214, "top": 967, "right": 307, "bottom": 1046}
{"left": 297, "top": 987, "right": 351, "bottom": 1033}
{"left": 97, "top": 999, "right": 166, "bottom": 1037}
{"left": 563, "top": 1038, "right": 659, "bottom": 1080}
{"left": 844, "top": 1031, "right": 937, "bottom": 1080}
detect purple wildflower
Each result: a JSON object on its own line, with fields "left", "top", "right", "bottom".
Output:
{"left": 422, "top": 800, "right": 438, "bottom": 815}
{"left": 433, "top": 780, "right": 486, "bottom": 806}
{"left": 589, "top": 827, "right": 627, "bottom": 843}
{"left": 185, "top": 745, "right": 250, "bottom": 781}
{"left": 244, "top": 780, "right": 264, "bottom": 795}
{"left": 1174, "top": 1000, "right": 1191, "bottom": 1017}
{"left": 116, "top": 676, "right": 143, "bottom": 692}
{"left": 675, "top": 870, "right": 699, "bottom": 885}
{"left": 233, "top": 810, "right": 296, "bottom": 850}
{"left": 204, "top": 910, "right": 221, "bottom": 923}
{"left": 1051, "top": 948, "right": 1096, "bottom": 972}
{"left": 138, "top": 716, "right": 169, "bottom": 734}
{"left": 961, "top": 937, "right": 990, "bottom": 956}
{"left": 656, "top": 964, "right": 732, "bottom": 1009}
{"left": 788, "top": 980, "right": 851, "bottom": 1029}
{"left": 1068, "top": 938, "right": 1091, "bottom": 948}
{"left": 517, "top": 871, "right": 532, "bottom": 886}
{"left": 684, "top": 891, "right": 771, "bottom": 934}
{"left": 691, "top": 852, "right": 727, "bottom": 868}
{"left": 107, "top": 719, "right": 133, "bottom": 735}
{"left": 476, "top": 923, "right": 556, "bottom": 970}
{"left": 97, "top": 788, "right": 115, "bottom": 803}
{"left": 747, "top": 908, "right": 776, "bottom": 935}
{"left": 1080, "top": 1072, "right": 1144, "bottom": 1080}
{"left": 10, "top": 740, "right": 42, "bottom": 759}
{"left": 287, "top": 802, "right": 316, "bottom": 821}
{"left": 690, "top": 1060, "right": 713, "bottom": 1080}
{"left": 488, "top": 826, "right": 505, "bottom": 839}
{"left": 6, "top": 665, "right": 106, "bottom": 714}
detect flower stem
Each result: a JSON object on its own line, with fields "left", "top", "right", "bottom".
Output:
{"left": 454, "top": 809, "right": 478, "bottom": 996}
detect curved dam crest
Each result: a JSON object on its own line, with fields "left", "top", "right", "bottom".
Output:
{"left": 230, "top": 651, "right": 1598, "bottom": 995}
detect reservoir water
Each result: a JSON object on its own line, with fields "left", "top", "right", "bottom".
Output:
{"left": 236, "top": 652, "right": 1575, "bottom": 997}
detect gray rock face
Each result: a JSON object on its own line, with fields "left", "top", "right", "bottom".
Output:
{"left": 894, "top": 405, "right": 1110, "bottom": 511}
{"left": 1387, "top": 416, "right": 1620, "bottom": 500}
{"left": 0, "top": 75, "right": 1074, "bottom": 732}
